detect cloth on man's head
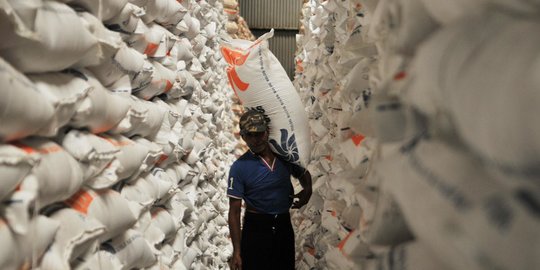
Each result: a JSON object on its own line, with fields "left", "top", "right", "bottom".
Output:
{"left": 239, "top": 110, "right": 268, "bottom": 135}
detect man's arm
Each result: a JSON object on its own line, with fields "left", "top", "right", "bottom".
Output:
{"left": 228, "top": 197, "right": 243, "bottom": 270}
{"left": 292, "top": 170, "right": 312, "bottom": 209}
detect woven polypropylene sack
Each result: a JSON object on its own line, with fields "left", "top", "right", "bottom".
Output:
{"left": 0, "top": 58, "right": 55, "bottom": 142}
{"left": 64, "top": 189, "right": 138, "bottom": 242}
{"left": 220, "top": 29, "right": 311, "bottom": 167}
{"left": 0, "top": 1, "right": 100, "bottom": 73}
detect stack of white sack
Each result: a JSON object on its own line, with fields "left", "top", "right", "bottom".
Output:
{"left": 293, "top": 0, "right": 386, "bottom": 268}
{"left": 294, "top": 0, "right": 540, "bottom": 269}
{"left": 0, "top": 0, "right": 236, "bottom": 269}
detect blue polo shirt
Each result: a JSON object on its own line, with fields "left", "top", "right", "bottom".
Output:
{"left": 227, "top": 151, "right": 306, "bottom": 215}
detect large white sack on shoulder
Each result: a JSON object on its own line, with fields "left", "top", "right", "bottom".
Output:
{"left": 16, "top": 139, "right": 83, "bottom": 208}
{"left": 28, "top": 71, "right": 91, "bottom": 137}
{"left": 59, "top": 130, "right": 118, "bottom": 183}
{"left": 220, "top": 30, "right": 311, "bottom": 167}
{"left": 65, "top": 188, "right": 138, "bottom": 242}
{"left": 0, "top": 144, "right": 37, "bottom": 201}
{"left": 419, "top": 0, "right": 486, "bottom": 25}
{"left": 39, "top": 208, "right": 106, "bottom": 270}
{"left": 0, "top": 58, "right": 54, "bottom": 142}
{"left": 133, "top": 61, "right": 177, "bottom": 100}
{"left": 379, "top": 138, "right": 540, "bottom": 270}
{"left": 104, "top": 229, "right": 157, "bottom": 269}
{"left": 99, "top": 134, "right": 150, "bottom": 180}
{"left": 70, "top": 72, "right": 131, "bottom": 133}
{"left": 72, "top": 250, "right": 124, "bottom": 270}
{"left": 0, "top": 1, "right": 100, "bottom": 72}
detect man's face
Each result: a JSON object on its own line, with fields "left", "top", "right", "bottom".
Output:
{"left": 242, "top": 131, "right": 269, "bottom": 154}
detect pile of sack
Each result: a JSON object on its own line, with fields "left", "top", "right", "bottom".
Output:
{"left": 293, "top": 0, "right": 540, "bottom": 269}
{"left": 0, "top": 0, "right": 238, "bottom": 269}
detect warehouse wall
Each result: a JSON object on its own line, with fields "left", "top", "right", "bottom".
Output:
{"left": 240, "top": 0, "right": 302, "bottom": 80}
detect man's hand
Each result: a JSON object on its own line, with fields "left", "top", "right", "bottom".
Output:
{"left": 229, "top": 252, "right": 242, "bottom": 270}
{"left": 291, "top": 188, "right": 312, "bottom": 209}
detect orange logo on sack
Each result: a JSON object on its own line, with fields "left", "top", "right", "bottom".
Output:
{"left": 221, "top": 47, "right": 250, "bottom": 93}
{"left": 65, "top": 190, "right": 94, "bottom": 214}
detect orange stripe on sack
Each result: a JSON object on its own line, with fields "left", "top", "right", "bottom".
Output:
{"left": 337, "top": 230, "right": 355, "bottom": 252}
{"left": 65, "top": 190, "right": 94, "bottom": 215}
{"left": 164, "top": 80, "right": 173, "bottom": 93}
{"left": 156, "top": 154, "right": 168, "bottom": 165}
{"left": 11, "top": 142, "right": 37, "bottom": 154}
{"left": 325, "top": 155, "right": 333, "bottom": 161}
{"left": 221, "top": 47, "right": 250, "bottom": 66}
{"left": 144, "top": 42, "right": 159, "bottom": 56}
{"left": 351, "top": 134, "right": 365, "bottom": 146}
{"left": 394, "top": 71, "right": 407, "bottom": 80}
{"left": 226, "top": 68, "right": 239, "bottom": 97}
{"left": 228, "top": 68, "right": 249, "bottom": 91}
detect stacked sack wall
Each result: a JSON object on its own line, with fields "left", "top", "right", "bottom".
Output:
{"left": 294, "top": 0, "right": 539, "bottom": 270}
{"left": 0, "top": 0, "right": 237, "bottom": 269}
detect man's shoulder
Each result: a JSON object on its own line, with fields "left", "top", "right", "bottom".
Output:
{"left": 231, "top": 151, "right": 257, "bottom": 169}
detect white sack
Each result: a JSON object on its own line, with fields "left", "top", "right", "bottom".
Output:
{"left": 220, "top": 30, "right": 311, "bottom": 166}
{"left": 103, "top": 229, "right": 157, "bottom": 270}
{"left": 0, "top": 144, "right": 37, "bottom": 201}
{"left": 17, "top": 139, "right": 84, "bottom": 208}
{"left": 121, "top": 98, "right": 166, "bottom": 139}
{"left": 0, "top": 58, "right": 55, "bottom": 142}
{"left": 150, "top": 207, "right": 177, "bottom": 243}
{"left": 0, "top": 215, "right": 60, "bottom": 270}
{"left": 88, "top": 43, "right": 152, "bottom": 89}
{"left": 58, "top": 0, "right": 128, "bottom": 21}
{"left": 28, "top": 71, "right": 91, "bottom": 137}
{"left": 379, "top": 138, "right": 540, "bottom": 270}
{"left": 410, "top": 9, "right": 540, "bottom": 175}
{"left": 64, "top": 188, "right": 138, "bottom": 242}
{"left": 365, "top": 241, "right": 453, "bottom": 270}
{"left": 60, "top": 130, "right": 118, "bottom": 184}
{"left": 0, "top": 1, "right": 100, "bottom": 72}
{"left": 99, "top": 134, "right": 150, "bottom": 180}
{"left": 39, "top": 208, "right": 106, "bottom": 270}
{"left": 133, "top": 60, "right": 177, "bottom": 100}
{"left": 104, "top": 3, "right": 144, "bottom": 34}
{"left": 72, "top": 250, "right": 124, "bottom": 270}
{"left": 70, "top": 72, "right": 131, "bottom": 133}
